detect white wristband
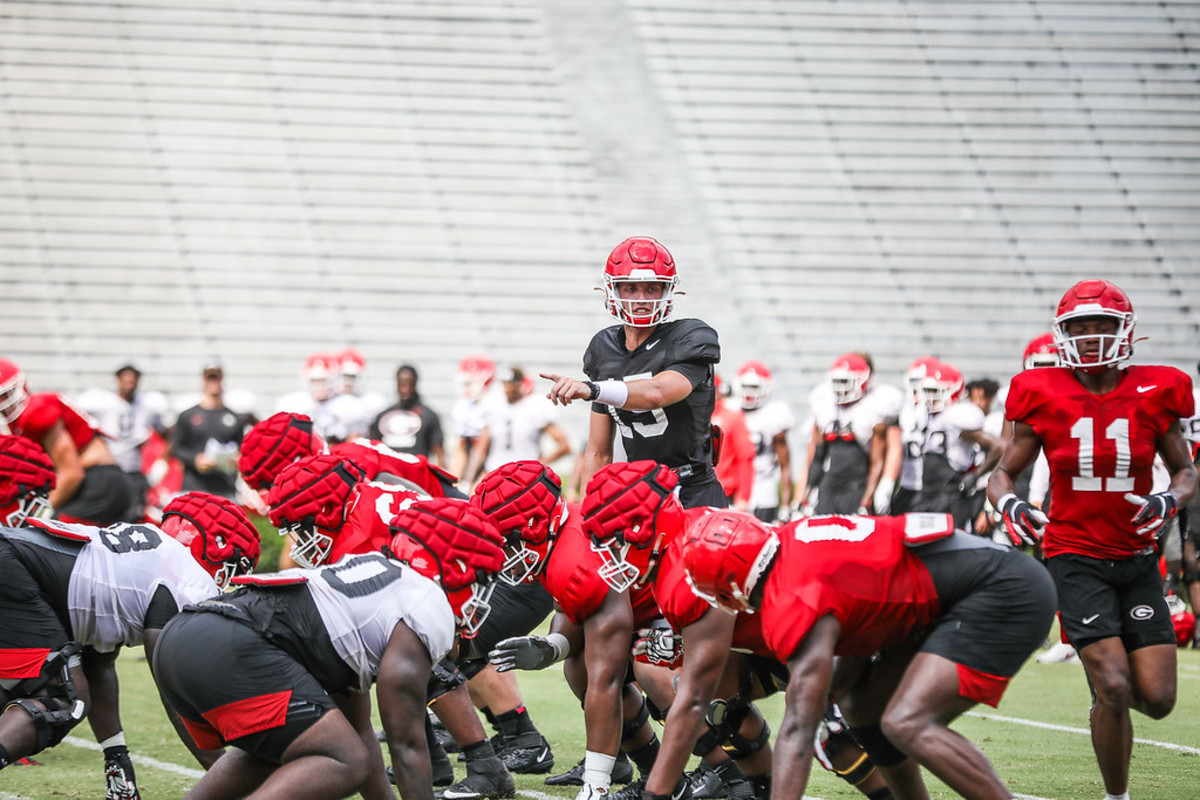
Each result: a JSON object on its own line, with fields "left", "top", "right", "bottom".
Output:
{"left": 546, "top": 632, "right": 571, "bottom": 664}
{"left": 593, "top": 380, "right": 629, "bottom": 408}
{"left": 996, "top": 493, "right": 1018, "bottom": 514}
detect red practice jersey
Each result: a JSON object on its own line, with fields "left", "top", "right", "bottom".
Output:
{"left": 760, "top": 515, "right": 940, "bottom": 661}
{"left": 331, "top": 439, "right": 457, "bottom": 497}
{"left": 11, "top": 393, "right": 102, "bottom": 452}
{"left": 1006, "top": 365, "right": 1194, "bottom": 559}
{"left": 327, "top": 482, "right": 424, "bottom": 564}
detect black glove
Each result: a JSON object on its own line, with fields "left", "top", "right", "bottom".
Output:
{"left": 1125, "top": 491, "right": 1179, "bottom": 538}
{"left": 996, "top": 493, "right": 1048, "bottom": 547}
{"left": 104, "top": 745, "right": 140, "bottom": 800}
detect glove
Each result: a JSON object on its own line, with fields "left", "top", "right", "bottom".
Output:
{"left": 1124, "top": 492, "right": 1179, "bottom": 538}
{"left": 488, "top": 634, "right": 569, "bottom": 672}
{"left": 632, "top": 625, "right": 683, "bottom": 666}
{"left": 873, "top": 478, "right": 895, "bottom": 515}
{"left": 996, "top": 493, "right": 1048, "bottom": 547}
{"left": 104, "top": 745, "right": 140, "bottom": 800}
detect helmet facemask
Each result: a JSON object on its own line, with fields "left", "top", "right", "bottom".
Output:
{"left": 282, "top": 521, "right": 335, "bottom": 569}
{"left": 604, "top": 275, "right": 677, "bottom": 328}
{"left": 0, "top": 374, "right": 29, "bottom": 425}
{"left": 6, "top": 490, "right": 51, "bottom": 527}
{"left": 448, "top": 574, "right": 498, "bottom": 639}
{"left": 1053, "top": 311, "right": 1135, "bottom": 373}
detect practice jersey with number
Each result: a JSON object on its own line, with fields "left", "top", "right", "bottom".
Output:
{"left": 11, "top": 518, "right": 219, "bottom": 651}
{"left": 74, "top": 388, "right": 171, "bottom": 473}
{"left": 918, "top": 400, "right": 986, "bottom": 495}
{"left": 10, "top": 393, "right": 103, "bottom": 452}
{"left": 327, "top": 481, "right": 427, "bottom": 564}
{"left": 478, "top": 393, "right": 559, "bottom": 473}
{"left": 761, "top": 515, "right": 940, "bottom": 661}
{"left": 540, "top": 505, "right": 661, "bottom": 626}
{"left": 1006, "top": 365, "right": 1194, "bottom": 559}
{"left": 225, "top": 552, "right": 455, "bottom": 693}
{"left": 743, "top": 400, "right": 795, "bottom": 510}
{"left": 330, "top": 438, "right": 458, "bottom": 497}
{"left": 583, "top": 319, "right": 720, "bottom": 476}
{"left": 898, "top": 401, "right": 927, "bottom": 491}
{"left": 809, "top": 384, "right": 902, "bottom": 455}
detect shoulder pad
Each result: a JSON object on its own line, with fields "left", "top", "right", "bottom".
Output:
{"left": 667, "top": 320, "right": 720, "bottom": 364}
{"left": 24, "top": 517, "right": 92, "bottom": 542}
{"left": 902, "top": 513, "right": 956, "bottom": 547}
{"left": 231, "top": 573, "right": 309, "bottom": 587}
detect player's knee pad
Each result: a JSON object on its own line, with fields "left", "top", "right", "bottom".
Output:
{"left": 622, "top": 694, "right": 651, "bottom": 741}
{"left": 833, "top": 751, "right": 878, "bottom": 788}
{"left": 645, "top": 695, "right": 670, "bottom": 723}
{"left": 848, "top": 723, "right": 907, "bottom": 769}
{"left": 724, "top": 719, "right": 770, "bottom": 760}
{"left": 692, "top": 722, "right": 726, "bottom": 757}
{"left": 4, "top": 643, "right": 87, "bottom": 752}
{"left": 426, "top": 658, "right": 466, "bottom": 704}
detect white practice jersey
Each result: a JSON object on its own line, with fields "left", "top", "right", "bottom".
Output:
{"left": 60, "top": 520, "right": 220, "bottom": 652}
{"left": 276, "top": 391, "right": 370, "bottom": 442}
{"left": 809, "top": 383, "right": 902, "bottom": 453}
{"left": 923, "top": 401, "right": 986, "bottom": 473}
{"left": 743, "top": 399, "right": 795, "bottom": 510}
{"left": 1183, "top": 388, "right": 1200, "bottom": 455}
{"left": 299, "top": 552, "right": 456, "bottom": 692}
{"left": 451, "top": 395, "right": 489, "bottom": 440}
{"left": 73, "top": 388, "right": 171, "bottom": 474}
{"left": 479, "top": 393, "right": 558, "bottom": 472}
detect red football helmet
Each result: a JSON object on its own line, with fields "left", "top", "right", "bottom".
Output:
{"left": 161, "top": 492, "right": 261, "bottom": 590}
{"left": 736, "top": 361, "right": 773, "bottom": 410}
{"left": 239, "top": 412, "right": 327, "bottom": 491}
{"left": 1022, "top": 333, "right": 1061, "bottom": 370}
{"left": 919, "top": 361, "right": 964, "bottom": 414}
{"left": 904, "top": 356, "right": 939, "bottom": 404}
{"left": 303, "top": 353, "right": 338, "bottom": 402}
{"left": 0, "top": 435, "right": 56, "bottom": 526}
{"left": 829, "top": 353, "right": 871, "bottom": 406}
{"left": 0, "top": 359, "right": 30, "bottom": 425}
{"left": 602, "top": 237, "right": 679, "bottom": 328}
{"left": 1053, "top": 280, "right": 1137, "bottom": 373}
{"left": 457, "top": 355, "right": 496, "bottom": 401}
{"left": 267, "top": 455, "right": 366, "bottom": 568}
{"left": 681, "top": 509, "right": 779, "bottom": 614}
{"left": 1166, "top": 593, "right": 1196, "bottom": 648}
{"left": 388, "top": 498, "right": 506, "bottom": 638}
{"left": 582, "top": 460, "right": 685, "bottom": 592}
{"left": 471, "top": 460, "right": 566, "bottom": 585}
{"left": 338, "top": 348, "right": 367, "bottom": 394}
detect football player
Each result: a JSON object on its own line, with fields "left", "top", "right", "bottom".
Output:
{"left": 479, "top": 462, "right": 678, "bottom": 800}
{"left": 987, "top": 279, "right": 1198, "bottom": 800}
{"left": 338, "top": 347, "right": 390, "bottom": 427}
{"left": 683, "top": 510, "right": 1056, "bottom": 800}
{"left": 798, "top": 353, "right": 903, "bottom": 516}
{"left": 907, "top": 359, "right": 1002, "bottom": 530}
{"left": 153, "top": 498, "right": 505, "bottom": 800}
{"left": 274, "top": 352, "right": 370, "bottom": 444}
{"left": 0, "top": 358, "right": 132, "bottom": 525}
{"left": 579, "top": 463, "right": 893, "bottom": 800}
{"left": 540, "top": 237, "right": 725, "bottom": 509}
{"left": 0, "top": 487, "right": 259, "bottom": 798}
{"left": 735, "top": 361, "right": 796, "bottom": 523}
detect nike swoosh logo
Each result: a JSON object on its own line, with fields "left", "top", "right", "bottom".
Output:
{"left": 1082, "top": 614, "right": 1100, "bottom": 625}
{"left": 645, "top": 339, "right": 661, "bottom": 350}
{"left": 1137, "top": 385, "right": 1157, "bottom": 393}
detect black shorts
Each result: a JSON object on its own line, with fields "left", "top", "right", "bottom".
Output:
{"left": 153, "top": 611, "right": 335, "bottom": 764}
{"left": 56, "top": 464, "right": 132, "bottom": 527}
{"left": 679, "top": 472, "right": 728, "bottom": 510}
{"left": 916, "top": 536, "right": 1057, "bottom": 706}
{"left": 458, "top": 580, "right": 555, "bottom": 677}
{"left": 1045, "top": 551, "right": 1176, "bottom": 652}
{"left": 0, "top": 539, "right": 74, "bottom": 685}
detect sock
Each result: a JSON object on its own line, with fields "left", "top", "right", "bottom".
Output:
{"left": 496, "top": 705, "right": 537, "bottom": 738}
{"left": 462, "top": 739, "right": 498, "bottom": 762}
{"left": 626, "top": 736, "right": 660, "bottom": 777}
{"left": 481, "top": 706, "right": 499, "bottom": 730}
{"left": 867, "top": 788, "right": 894, "bottom": 800}
{"left": 1104, "top": 794, "right": 1130, "bottom": 800}
{"left": 426, "top": 715, "right": 449, "bottom": 760}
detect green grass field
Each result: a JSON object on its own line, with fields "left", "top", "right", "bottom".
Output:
{"left": 2, "top": 633, "right": 1197, "bottom": 800}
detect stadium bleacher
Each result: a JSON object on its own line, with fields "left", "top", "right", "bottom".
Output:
{"left": 1, "top": 0, "right": 1196, "bottom": 432}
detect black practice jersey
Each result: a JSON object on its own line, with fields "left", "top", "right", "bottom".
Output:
{"left": 583, "top": 319, "right": 720, "bottom": 479}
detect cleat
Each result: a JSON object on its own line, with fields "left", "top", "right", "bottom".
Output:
{"left": 687, "top": 764, "right": 725, "bottom": 799}
{"left": 499, "top": 732, "right": 555, "bottom": 774}
{"left": 610, "top": 779, "right": 645, "bottom": 800}
{"left": 545, "top": 752, "right": 634, "bottom": 786}
{"left": 16, "top": 757, "right": 44, "bottom": 766}
{"left": 1036, "top": 641, "right": 1079, "bottom": 664}
{"left": 436, "top": 757, "right": 515, "bottom": 800}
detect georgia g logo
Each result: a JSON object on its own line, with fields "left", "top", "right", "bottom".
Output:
{"left": 1129, "top": 604, "right": 1155, "bottom": 621}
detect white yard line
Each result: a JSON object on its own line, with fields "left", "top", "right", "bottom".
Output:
{"left": 1, "top": 793, "right": 36, "bottom": 800}
{"left": 63, "top": 735, "right": 205, "bottom": 779}
{"left": 967, "top": 711, "right": 1200, "bottom": 755}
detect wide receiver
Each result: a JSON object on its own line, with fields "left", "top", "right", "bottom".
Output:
{"left": 987, "top": 279, "right": 1197, "bottom": 800}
